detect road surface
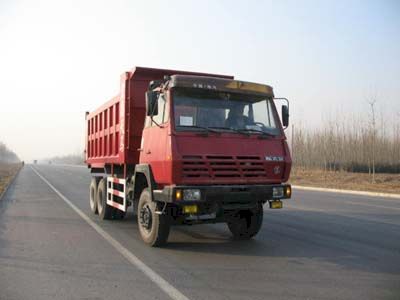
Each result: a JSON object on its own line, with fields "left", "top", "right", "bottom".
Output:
{"left": 0, "top": 165, "right": 399, "bottom": 300}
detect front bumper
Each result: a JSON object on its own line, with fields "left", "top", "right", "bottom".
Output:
{"left": 153, "top": 184, "right": 291, "bottom": 207}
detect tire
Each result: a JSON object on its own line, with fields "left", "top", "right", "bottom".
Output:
{"left": 137, "top": 188, "right": 170, "bottom": 247}
{"left": 89, "top": 178, "right": 98, "bottom": 214}
{"left": 227, "top": 203, "right": 263, "bottom": 239}
{"left": 97, "top": 178, "right": 113, "bottom": 220}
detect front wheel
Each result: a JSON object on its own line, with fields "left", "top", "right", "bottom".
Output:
{"left": 137, "top": 189, "right": 170, "bottom": 247}
{"left": 227, "top": 203, "right": 264, "bottom": 239}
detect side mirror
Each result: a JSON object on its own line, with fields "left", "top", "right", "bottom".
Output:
{"left": 146, "top": 91, "right": 158, "bottom": 116}
{"left": 282, "top": 105, "right": 289, "bottom": 127}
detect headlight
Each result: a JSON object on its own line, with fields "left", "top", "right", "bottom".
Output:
{"left": 183, "top": 189, "right": 201, "bottom": 201}
{"left": 272, "top": 187, "right": 284, "bottom": 198}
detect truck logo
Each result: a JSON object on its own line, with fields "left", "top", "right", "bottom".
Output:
{"left": 265, "top": 156, "right": 284, "bottom": 162}
{"left": 273, "top": 166, "right": 281, "bottom": 175}
{"left": 193, "top": 83, "right": 217, "bottom": 90}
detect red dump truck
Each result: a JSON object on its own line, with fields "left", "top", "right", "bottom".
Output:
{"left": 85, "top": 67, "right": 292, "bottom": 246}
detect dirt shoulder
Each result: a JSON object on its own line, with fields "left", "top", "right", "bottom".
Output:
{"left": 0, "top": 163, "right": 22, "bottom": 197}
{"left": 289, "top": 168, "right": 400, "bottom": 195}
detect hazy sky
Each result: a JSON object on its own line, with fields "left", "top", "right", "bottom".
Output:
{"left": 1, "top": 0, "right": 399, "bottom": 161}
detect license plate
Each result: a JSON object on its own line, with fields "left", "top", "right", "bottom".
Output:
{"left": 269, "top": 200, "right": 283, "bottom": 209}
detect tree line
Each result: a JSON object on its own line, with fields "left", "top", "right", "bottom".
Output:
{"left": 289, "top": 111, "right": 400, "bottom": 175}
{"left": 46, "top": 153, "right": 85, "bottom": 165}
{"left": 0, "top": 142, "right": 20, "bottom": 163}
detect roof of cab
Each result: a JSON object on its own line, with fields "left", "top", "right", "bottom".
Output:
{"left": 128, "top": 66, "right": 234, "bottom": 80}
{"left": 168, "top": 75, "right": 274, "bottom": 97}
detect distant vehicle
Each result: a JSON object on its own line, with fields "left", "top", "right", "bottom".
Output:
{"left": 33, "top": 160, "right": 37, "bottom": 164}
{"left": 85, "top": 67, "right": 292, "bottom": 247}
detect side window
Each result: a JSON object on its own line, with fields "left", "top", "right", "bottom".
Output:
{"left": 151, "top": 93, "right": 168, "bottom": 126}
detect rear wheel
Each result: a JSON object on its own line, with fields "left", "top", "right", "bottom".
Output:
{"left": 227, "top": 203, "right": 263, "bottom": 239}
{"left": 97, "top": 178, "right": 113, "bottom": 220}
{"left": 89, "top": 178, "right": 98, "bottom": 214}
{"left": 137, "top": 189, "right": 170, "bottom": 247}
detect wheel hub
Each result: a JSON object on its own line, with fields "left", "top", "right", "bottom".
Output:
{"left": 140, "top": 204, "right": 152, "bottom": 230}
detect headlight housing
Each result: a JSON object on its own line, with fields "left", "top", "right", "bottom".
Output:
{"left": 183, "top": 189, "right": 201, "bottom": 201}
{"left": 272, "top": 186, "right": 284, "bottom": 198}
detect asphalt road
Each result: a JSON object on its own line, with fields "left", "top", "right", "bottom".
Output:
{"left": 0, "top": 165, "right": 399, "bottom": 300}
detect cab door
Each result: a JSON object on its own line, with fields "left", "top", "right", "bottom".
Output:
{"left": 140, "top": 93, "right": 169, "bottom": 184}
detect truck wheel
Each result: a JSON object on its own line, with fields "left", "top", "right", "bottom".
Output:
{"left": 97, "top": 178, "right": 113, "bottom": 220}
{"left": 137, "top": 188, "right": 170, "bottom": 247}
{"left": 227, "top": 203, "right": 263, "bottom": 239}
{"left": 89, "top": 178, "right": 98, "bottom": 214}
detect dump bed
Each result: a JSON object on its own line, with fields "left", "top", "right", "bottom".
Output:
{"left": 85, "top": 67, "right": 233, "bottom": 168}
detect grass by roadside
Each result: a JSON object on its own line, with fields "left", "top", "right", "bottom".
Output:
{"left": 0, "top": 163, "right": 22, "bottom": 197}
{"left": 289, "top": 168, "right": 400, "bottom": 195}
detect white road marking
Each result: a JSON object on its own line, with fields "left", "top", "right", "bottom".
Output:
{"left": 31, "top": 166, "right": 190, "bottom": 300}
{"left": 292, "top": 185, "right": 400, "bottom": 200}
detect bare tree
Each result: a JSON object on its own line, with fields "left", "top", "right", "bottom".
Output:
{"left": 0, "top": 142, "right": 20, "bottom": 163}
{"left": 291, "top": 104, "right": 399, "bottom": 175}
{"left": 367, "top": 98, "right": 377, "bottom": 183}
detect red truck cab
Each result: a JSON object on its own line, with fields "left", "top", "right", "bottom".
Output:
{"left": 86, "top": 67, "right": 291, "bottom": 246}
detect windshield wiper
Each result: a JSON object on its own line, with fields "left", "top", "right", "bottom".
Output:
{"left": 177, "top": 125, "right": 221, "bottom": 134}
{"left": 208, "top": 126, "right": 250, "bottom": 136}
{"left": 237, "top": 128, "right": 276, "bottom": 137}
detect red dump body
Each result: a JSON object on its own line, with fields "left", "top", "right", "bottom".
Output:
{"left": 85, "top": 67, "right": 233, "bottom": 168}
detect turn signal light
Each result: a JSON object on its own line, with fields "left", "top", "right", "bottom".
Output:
{"left": 285, "top": 185, "right": 292, "bottom": 198}
{"left": 175, "top": 190, "right": 182, "bottom": 201}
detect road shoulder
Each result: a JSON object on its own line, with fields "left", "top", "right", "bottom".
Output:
{"left": 0, "top": 163, "right": 22, "bottom": 200}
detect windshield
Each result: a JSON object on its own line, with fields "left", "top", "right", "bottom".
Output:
{"left": 173, "top": 89, "right": 281, "bottom": 136}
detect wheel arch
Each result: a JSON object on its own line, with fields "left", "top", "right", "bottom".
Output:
{"left": 132, "top": 164, "right": 158, "bottom": 202}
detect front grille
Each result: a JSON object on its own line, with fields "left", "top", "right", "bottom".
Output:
{"left": 181, "top": 155, "right": 210, "bottom": 178}
{"left": 182, "top": 155, "right": 266, "bottom": 178}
